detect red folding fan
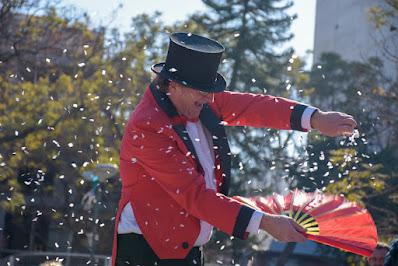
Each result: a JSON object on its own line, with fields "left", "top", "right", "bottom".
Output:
{"left": 233, "top": 189, "right": 378, "bottom": 257}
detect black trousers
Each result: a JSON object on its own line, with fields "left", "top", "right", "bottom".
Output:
{"left": 116, "top": 233, "right": 204, "bottom": 266}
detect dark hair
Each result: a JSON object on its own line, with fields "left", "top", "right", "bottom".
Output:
{"left": 152, "top": 75, "right": 170, "bottom": 93}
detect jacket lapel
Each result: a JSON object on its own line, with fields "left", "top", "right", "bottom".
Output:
{"left": 149, "top": 83, "right": 231, "bottom": 195}
{"left": 149, "top": 83, "right": 200, "bottom": 163}
{"left": 199, "top": 105, "right": 231, "bottom": 196}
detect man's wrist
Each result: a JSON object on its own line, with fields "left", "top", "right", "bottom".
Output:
{"left": 301, "top": 106, "right": 318, "bottom": 130}
{"left": 260, "top": 213, "right": 272, "bottom": 232}
{"left": 246, "top": 210, "right": 264, "bottom": 235}
{"left": 310, "top": 109, "right": 321, "bottom": 129}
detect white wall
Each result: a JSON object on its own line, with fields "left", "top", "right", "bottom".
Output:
{"left": 313, "top": 0, "right": 397, "bottom": 79}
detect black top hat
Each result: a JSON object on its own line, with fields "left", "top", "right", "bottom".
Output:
{"left": 151, "top": 32, "right": 227, "bottom": 93}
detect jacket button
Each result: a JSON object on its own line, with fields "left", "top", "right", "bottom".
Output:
{"left": 182, "top": 242, "right": 189, "bottom": 249}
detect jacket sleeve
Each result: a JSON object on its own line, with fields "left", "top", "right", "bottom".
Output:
{"left": 212, "top": 90, "right": 313, "bottom": 131}
{"left": 126, "top": 124, "right": 255, "bottom": 239}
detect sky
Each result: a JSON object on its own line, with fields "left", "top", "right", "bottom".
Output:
{"left": 63, "top": 0, "right": 316, "bottom": 65}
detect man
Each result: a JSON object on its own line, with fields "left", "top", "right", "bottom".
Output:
{"left": 367, "top": 243, "right": 390, "bottom": 266}
{"left": 112, "top": 32, "right": 357, "bottom": 266}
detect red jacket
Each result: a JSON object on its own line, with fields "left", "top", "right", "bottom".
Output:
{"left": 111, "top": 84, "right": 309, "bottom": 264}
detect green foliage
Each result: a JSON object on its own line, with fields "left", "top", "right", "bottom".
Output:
{"left": 289, "top": 51, "right": 398, "bottom": 263}
{"left": 368, "top": 0, "right": 398, "bottom": 29}
{"left": 326, "top": 148, "right": 388, "bottom": 203}
{"left": 0, "top": 1, "right": 165, "bottom": 253}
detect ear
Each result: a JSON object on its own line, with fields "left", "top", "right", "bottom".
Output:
{"left": 167, "top": 81, "right": 177, "bottom": 98}
{"left": 169, "top": 81, "right": 181, "bottom": 94}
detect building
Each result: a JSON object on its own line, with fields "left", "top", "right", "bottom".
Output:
{"left": 313, "top": 0, "right": 398, "bottom": 79}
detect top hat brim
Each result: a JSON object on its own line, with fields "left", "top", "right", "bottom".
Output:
{"left": 151, "top": 62, "right": 226, "bottom": 93}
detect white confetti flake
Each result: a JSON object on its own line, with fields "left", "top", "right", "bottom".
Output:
{"left": 352, "top": 129, "right": 360, "bottom": 138}
{"left": 52, "top": 140, "right": 60, "bottom": 147}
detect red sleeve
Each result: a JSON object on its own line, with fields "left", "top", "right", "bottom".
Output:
{"left": 212, "top": 90, "right": 309, "bottom": 131}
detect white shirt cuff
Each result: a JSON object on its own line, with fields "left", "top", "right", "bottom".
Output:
{"left": 301, "top": 106, "right": 318, "bottom": 130}
{"left": 246, "top": 210, "right": 263, "bottom": 235}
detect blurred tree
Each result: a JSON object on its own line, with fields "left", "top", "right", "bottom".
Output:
{"left": 368, "top": 0, "right": 398, "bottom": 66}
{"left": 0, "top": 0, "right": 165, "bottom": 257}
{"left": 288, "top": 52, "right": 398, "bottom": 265}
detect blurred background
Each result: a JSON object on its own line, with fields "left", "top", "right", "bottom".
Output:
{"left": 0, "top": 0, "right": 397, "bottom": 265}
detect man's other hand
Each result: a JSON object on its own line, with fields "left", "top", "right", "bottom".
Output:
{"left": 311, "top": 110, "right": 357, "bottom": 137}
{"left": 259, "top": 213, "right": 307, "bottom": 242}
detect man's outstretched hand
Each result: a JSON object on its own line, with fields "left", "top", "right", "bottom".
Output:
{"left": 260, "top": 213, "right": 307, "bottom": 242}
{"left": 311, "top": 110, "right": 357, "bottom": 137}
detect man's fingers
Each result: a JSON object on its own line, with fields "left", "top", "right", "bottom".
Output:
{"left": 294, "top": 233, "right": 307, "bottom": 242}
{"left": 290, "top": 230, "right": 307, "bottom": 242}
{"left": 289, "top": 221, "right": 307, "bottom": 242}
{"left": 338, "top": 124, "right": 355, "bottom": 136}
{"left": 290, "top": 220, "right": 305, "bottom": 233}
{"left": 341, "top": 117, "right": 357, "bottom": 128}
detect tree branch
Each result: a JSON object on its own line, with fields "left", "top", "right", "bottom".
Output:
{"left": 0, "top": 104, "right": 84, "bottom": 143}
